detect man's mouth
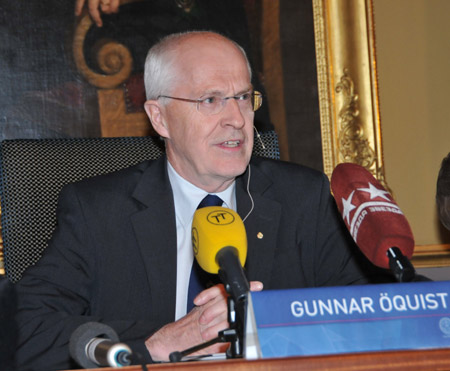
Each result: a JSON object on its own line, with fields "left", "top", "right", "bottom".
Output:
{"left": 222, "top": 140, "right": 241, "bottom": 148}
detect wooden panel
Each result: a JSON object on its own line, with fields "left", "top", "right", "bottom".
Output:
{"left": 73, "top": 348, "right": 450, "bottom": 371}
{"left": 412, "top": 243, "right": 450, "bottom": 268}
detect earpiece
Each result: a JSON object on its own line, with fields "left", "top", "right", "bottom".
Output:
{"left": 253, "top": 126, "right": 266, "bottom": 150}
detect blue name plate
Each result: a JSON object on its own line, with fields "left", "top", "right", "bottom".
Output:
{"left": 245, "top": 281, "right": 450, "bottom": 359}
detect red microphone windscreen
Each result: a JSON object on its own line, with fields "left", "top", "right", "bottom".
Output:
{"left": 330, "top": 163, "right": 414, "bottom": 269}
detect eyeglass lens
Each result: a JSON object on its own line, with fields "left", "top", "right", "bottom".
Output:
{"left": 198, "top": 91, "right": 262, "bottom": 115}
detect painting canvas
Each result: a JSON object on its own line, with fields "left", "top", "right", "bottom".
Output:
{"left": 0, "top": 0, "right": 321, "bottom": 168}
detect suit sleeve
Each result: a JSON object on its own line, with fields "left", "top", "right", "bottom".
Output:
{"left": 14, "top": 184, "right": 157, "bottom": 370}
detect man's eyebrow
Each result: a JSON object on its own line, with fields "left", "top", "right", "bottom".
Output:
{"left": 199, "top": 89, "right": 223, "bottom": 97}
{"left": 234, "top": 86, "right": 253, "bottom": 95}
{"left": 199, "top": 86, "right": 254, "bottom": 98}
{"left": 237, "top": 85, "right": 254, "bottom": 94}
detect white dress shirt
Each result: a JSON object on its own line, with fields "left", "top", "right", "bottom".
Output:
{"left": 167, "top": 161, "right": 236, "bottom": 320}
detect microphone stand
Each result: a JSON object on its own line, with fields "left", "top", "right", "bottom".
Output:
{"left": 169, "top": 290, "right": 246, "bottom": 362}
{"left": 170, "top": 249, "right": 249, "bottom": 363}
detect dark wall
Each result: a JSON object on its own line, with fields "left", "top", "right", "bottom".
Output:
{"left": 280, "top": 0, "right": 322, "bottom": 171}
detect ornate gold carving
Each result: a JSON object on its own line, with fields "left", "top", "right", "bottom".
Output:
{"left": 313, "top": 0, "right": 385, "bottom": 183}
{"left": 73, "top": 14, "right": 133, "bottom": 89}
{"left": 313, "top": 0, "right": 335, "bottom": 173}
{"left": 335, "top": 68, "right": 376, "bottom": 169}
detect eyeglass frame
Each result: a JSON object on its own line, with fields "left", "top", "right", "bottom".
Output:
{"left": 157, "top": 90, "right": 263, "bottom": 116}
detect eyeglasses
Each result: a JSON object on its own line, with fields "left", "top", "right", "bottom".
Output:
{"left": 157, "top": 90, "right": 263, "bottom": 116}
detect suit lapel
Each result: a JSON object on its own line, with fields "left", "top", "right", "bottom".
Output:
{"left": 130, "top": 157, "right": 177, "bottom": 322}
{"left": 126, "top": 157, "right": 282, "bottom": 320}
{"left": 237, "top": 162, "right": 281, "bottom": 287}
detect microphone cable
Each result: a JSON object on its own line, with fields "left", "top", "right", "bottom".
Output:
{"left": 254, "top": 126, "right": 266, "bottom": 149}
{"left": 242, "top": 164, "right": 254, "bottom": 223}
{"left": 243, "top": 125, "right": 267, "bottom": 222}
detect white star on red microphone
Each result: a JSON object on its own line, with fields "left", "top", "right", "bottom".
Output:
{"left": 342, "top": 190, "right": 356, "bottom": 224}
{"left": 357, "top": 182, "right": 390, "bottom": 201}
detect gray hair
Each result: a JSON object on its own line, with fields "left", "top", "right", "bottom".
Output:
{"left": 143, "top": 31, "right": 252, "bottom": 100}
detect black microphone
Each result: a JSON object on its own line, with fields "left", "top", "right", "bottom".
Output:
{"left": 69, "top": 322, "right": 132, "bottom": 368}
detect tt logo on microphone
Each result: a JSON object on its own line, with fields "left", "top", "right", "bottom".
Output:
{"left": 207, "top": 209, "right": 235, "bottom": 225}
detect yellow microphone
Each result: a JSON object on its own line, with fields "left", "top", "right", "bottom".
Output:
{"left": 192, "top": 206, "right": 249, "bottom": 302}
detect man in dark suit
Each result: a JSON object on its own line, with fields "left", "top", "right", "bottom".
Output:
{"left": 15, "top": 31, "right": 378, "bottom": 370}
{"left": 0, "top": 276, "right": 17, "bottom": 370}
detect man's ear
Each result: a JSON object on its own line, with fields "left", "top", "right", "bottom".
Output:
{"left": 144, "top": 100, "right": 169, "bottom": 138}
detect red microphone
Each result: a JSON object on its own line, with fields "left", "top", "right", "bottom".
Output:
{"left": 331, "top": 163, "right": 415, "bottom": 280}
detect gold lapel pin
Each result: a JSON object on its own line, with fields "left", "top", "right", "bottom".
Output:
{"left": 257, "top": 232, "right": 264, "bottom": 239}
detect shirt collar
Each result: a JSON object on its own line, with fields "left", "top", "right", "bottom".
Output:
{"left": 167, "top": 161, "right": 236, "bottom": 228}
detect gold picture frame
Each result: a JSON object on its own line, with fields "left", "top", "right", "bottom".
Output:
{"left": 313, "top": 0, "right": 385, "bottom": 183}
{"left": 313, "top": 0, "right": 450, "bottom": 268}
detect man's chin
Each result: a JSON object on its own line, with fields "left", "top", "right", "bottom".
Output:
{"left": 221, "top": 163, "right": 249, "bottom": 179}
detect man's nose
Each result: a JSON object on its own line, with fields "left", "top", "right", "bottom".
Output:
{"left": 220, "top": 98, "right": 246, "bottom": 128}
